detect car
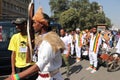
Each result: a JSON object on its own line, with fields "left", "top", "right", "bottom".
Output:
{"left": 50, "top": 21, "right": 62, "bottom": 35}
{"left": 0, "top": 21, "right": 16, "bottom": 76}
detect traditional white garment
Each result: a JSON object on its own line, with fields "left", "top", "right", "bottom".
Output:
{"left": 75, "top": 33, "right": 84, "bottom": 58}
{"left": 89, "top": 33, "right": 102, "bottom": 53}
{"left": 116, "top": 38, "right": 120, "bottom": 54}
{"left": 89, "top": 51, "right": 98, "bottom": 67}
{"left": 89, "top": 33, "right": 102, "bottom": 67}
{"left": 36, "top": 40, "right": 63, "bottom": 80}
{"left": 68, "top": 34, "right": 75, "bottom": 55}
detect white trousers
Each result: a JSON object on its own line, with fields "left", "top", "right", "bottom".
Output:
{"left": 71, "top": 44, "right": 74, "bottom": 55}
{"left": 75, "top": 46, "right": 81, "bottom": 58}
{"left": 89, "top": 51, "right": 98, "bottom": 68}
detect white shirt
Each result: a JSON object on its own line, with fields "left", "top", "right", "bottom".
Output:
{"left": 68, "top": 34, "right": 75, "bottom": 46}
{"left": 75, "top": 33, "right": 79, "bottom": 47}
{"left": 36, "top": 40, "right": 62, "bottom": 72}
{"left": 75, "top": 33, "right": 85, "bottom": 47}
{"left": 89, "top": 33, "right": 102, "bottom": 53}
{"left": 60, "top": 35, "right": 70, "bottom": 54}
{"left": 116, "top": 38, "right": 120, "bottom": 53}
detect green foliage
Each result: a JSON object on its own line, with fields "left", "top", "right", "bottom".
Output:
{"left": 49, "top": 0, "right": 69, "bottom": 18}
{"left": 49, "top": 0, "right": 112, "bottom": 30}
{"left": 59, "top": 8, "right": 79, "bottom": 29}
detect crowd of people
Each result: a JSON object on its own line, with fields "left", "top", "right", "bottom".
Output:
{"left": 4, "top": 6, "right": 120, "bottom": 80}
{"left": 60, "top": 26, "right": 120, "bottom": 75}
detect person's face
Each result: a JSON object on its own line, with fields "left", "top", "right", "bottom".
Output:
{"left": 16, "top": 25, "right": 22, "bottom": 32}
{"left": 71, "top": 31, "right": 74, "bottom": 35}
{"left": 76, "top": 30, "right": 80, "bottom": 34}
{"left": 60, "top": 29, "right": 65, "bottom": 37}
{"left": 85, "top": 29, "right": 88, "bottom": 33}
{"left": 92, "top": 28, "right": 97, "bottom": 34}
{"left": 33, "top": 20, "right": 43, "bottom": 33}
{"left": 16, "top": 24, "right": 27, "bottom": 35}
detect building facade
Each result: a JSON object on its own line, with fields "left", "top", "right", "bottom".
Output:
{"left": 0, "top": 0, "right": 31, "bottom": 20}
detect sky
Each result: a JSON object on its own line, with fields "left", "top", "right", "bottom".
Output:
{"left": 34, "top": 0, "right": 120, "bottom": 29}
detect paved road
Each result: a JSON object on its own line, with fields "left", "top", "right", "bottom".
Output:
{"left": 60, "top": 59, "right": 120, "bottom": 80}
{"left": 0, "top": 59, "right": 120, "bottom": 80}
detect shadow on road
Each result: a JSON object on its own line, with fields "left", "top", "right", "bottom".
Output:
{"left": 69, "top": 64, "right": 82, "bottom": 75}
{"left": 64, "top": 77, "right": 70, "bottom": 80}
{"left": 61, "top": 64, "right": 82, "bottom": 77}
{"left": 63, "top": 64, "right": 83, "bottom": 80}
{"left": 61, "top": 56, "right": 83, "bottom": 79}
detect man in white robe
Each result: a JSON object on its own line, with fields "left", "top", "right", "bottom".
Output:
{"left": 5, "top": 8, "right": 65, "bottom": 80}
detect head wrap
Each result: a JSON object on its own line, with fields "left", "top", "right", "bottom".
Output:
{"left": 76, "top": 28, "right": 80, "bottom": 31}
{"left": 32, "top": 7, "right": 48, "bottom": 26}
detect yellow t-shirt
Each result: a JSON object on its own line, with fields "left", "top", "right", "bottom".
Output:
{"left": 8, "top": 33, "right": 29, "bottom": 68}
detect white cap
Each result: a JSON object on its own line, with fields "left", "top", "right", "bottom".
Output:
{"left": 76, "top": 28, "right": 80, "bottom": 31}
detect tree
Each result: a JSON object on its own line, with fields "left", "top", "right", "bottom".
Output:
{"left": 49, "top": 0, "right": 69, "bottom": 19}
{"left": 49, "top": 0, "right": 112, "bottom": 30}
{"left": 59, "top": 8, "right": 79, "bottom": 30}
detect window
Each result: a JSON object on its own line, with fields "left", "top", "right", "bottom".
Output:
{"left": 10, "top": 4, "right": 13, "bottom": 10}
{"left": 0, "top": 22, "right": 16, "bottom": 42}
{"left": 3, "top": 1, "right": 6, "bottom": 7}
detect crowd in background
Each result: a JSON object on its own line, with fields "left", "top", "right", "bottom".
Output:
{"left": 59, "top": 27, "right": 120, "bottom": 75}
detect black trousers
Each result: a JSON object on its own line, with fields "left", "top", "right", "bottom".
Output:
{"left": 15, "top": 65, "right": 38, "bottom": 80}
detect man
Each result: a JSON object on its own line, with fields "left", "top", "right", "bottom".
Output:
{"left": 115, "top": 29, "right": 120, "bottom": 44}
{"left": 5, "top": 8, "right": 65, "bottom": 80}
{"left": 8, "top": 18, "right": 37, "bottom": 80}
{"left": 8, "top": 18, "right": 28, "bottom": 73}
{"left": 74, "top": 28, "right": 84, "bottom": 62}
{"left": 116, "top": 38, "right": 120, "bottom": 54}
{"left": 60, "top": 28, "right": 71, "bottom": 77}
{"left": 86, "top": 27, "right": 102, "bottom": 73}
{"left": 68, "top": 30, "right": 75, "bottom": 56}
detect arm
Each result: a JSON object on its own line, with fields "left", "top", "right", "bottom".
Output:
{"left": 11, "top": 51, "right": 16, "bottom": 75}
{"left": 5, "top": 41, "right": 54, "bottom": 80}
{"left": 8, "top": 35, "right": 17, "bottom": 74}
{"left": 18, "top": 64, "right": 39, "bottom": 78}
{"left": 5, "top": 64, "right": 39, "bottom": 80}
{"left": 21, "top": 41, "right": 54, "bottom": 76}
{"left": 26, "top": 46, "right": 31, "bottom": 63}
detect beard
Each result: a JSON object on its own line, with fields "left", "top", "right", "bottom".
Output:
{"left": 93, "top": 31, "right": 97, "bottom": 35}
{"left": 16, "top": 28, "right": 21, "bottom": 32}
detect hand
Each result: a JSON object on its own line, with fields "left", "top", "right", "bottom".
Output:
{"left": 66, "top": 53, "right": 70, "bottom": 58}
{"left": 4, "top": 75, "right": 11, "bottom": 80}
{"left": 11, "top": 71, "right": 15, "bottom": 75}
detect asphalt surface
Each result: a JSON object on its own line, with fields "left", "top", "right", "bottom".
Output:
{"left": 0, "top": 58, "right": 120, "bottom": 80}
{"left": 60, "top": 58, "right": 120, "bottom": 80}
